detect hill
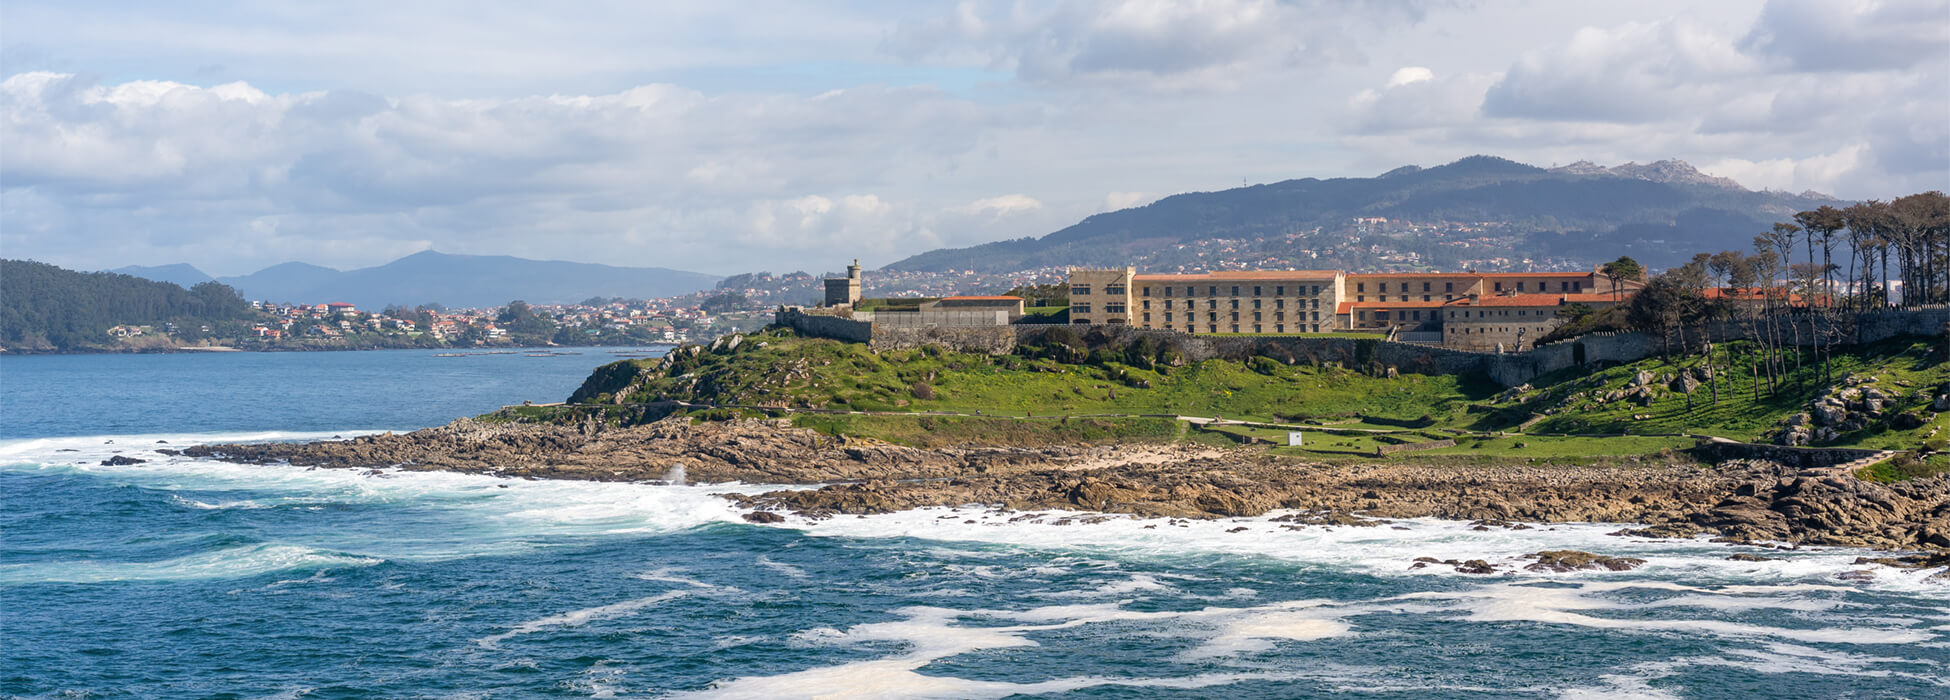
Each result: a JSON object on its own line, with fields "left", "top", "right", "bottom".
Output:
{"left": 108, "top": 263, "right": 214, "bottom": 288}
{"left": 201, "top": 251, "right": 721, "bottom": 308}
{"left": 1, "top": 260, "right": 254, "bottom": 351}
{"left": 887, "top": 156, "right": 1845, "bottom": 273}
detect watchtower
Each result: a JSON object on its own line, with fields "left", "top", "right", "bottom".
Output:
{"left": 824, "top": 259, "right": 863, "bottom": 307}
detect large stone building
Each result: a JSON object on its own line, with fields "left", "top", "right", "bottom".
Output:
{"left": 823, "top": 260, "right": 863, "bottom": 307}
{"left": 1067, "top": 265, "right": 1641, "bottom": 348}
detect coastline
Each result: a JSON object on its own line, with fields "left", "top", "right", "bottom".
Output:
{"left": 0, "top": 341, "right": 679, "bottom": 356}
{"left": 180, "top": 416, "right": 1950, "bottom": 554}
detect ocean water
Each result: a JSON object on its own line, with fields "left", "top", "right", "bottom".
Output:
{"left": 3, "top": 351, "right": 1948, "bottom": 698}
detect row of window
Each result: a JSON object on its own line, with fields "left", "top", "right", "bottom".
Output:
{"left": 1145, "top": 285, "right": 1325, "bottom": 298}
{"left": 1156, "top": 324, "right": 1323, "bottom": 333}
{"left": 1447, "top": 309, "right": 1544, "bottom": 319}
{"left": 1351, "top": 280, "right": 1586, "bottom": 293}
{"left": 1071, "top": 284, "right": 1130, "bottom": 296}
{"left": 1354, "top": 294, "right": 1454, "bottom": 303}
{"left": 1148, "top": 311, "right": 1321, "bottom": 323}
{"left": 1134, "top": 298, "right": 1322, "bottom": 311}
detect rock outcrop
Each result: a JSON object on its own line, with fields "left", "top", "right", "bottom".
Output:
{"left": 180, "top": 418, "right": 1950, "bottom": 551}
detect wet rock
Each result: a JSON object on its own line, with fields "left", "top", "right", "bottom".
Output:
{"left": 1835, "top": 570, "right": 1877, "bottom": 582}
{"left": 742, "top": 511, "right": 786, "bottom": 524}
{"left": 1454, "top": 560, "right": 1499, "bottom": 575}
{"left": 1725, "top": 553, "right": 1777, "bottom": 562}
{"left": 100, "top": 455, "right": 146, "bottom": 466}
{"left": 1522, "top": 550, "right": 1646, "bottom": 572}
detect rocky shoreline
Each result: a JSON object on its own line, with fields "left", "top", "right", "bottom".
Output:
{"left": 176, "top": 417, "right": 1950, "bottom": 553}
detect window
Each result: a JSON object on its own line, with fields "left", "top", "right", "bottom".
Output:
{"left": 1253, "top": 286, "right": 1262, "bottom": 296}
{"left": 1494, "top": 282, "right": 1503, "bottom": 292}
{"left": 1209, "top": 286, "right": 1218, "bottom": 296}
{"left": 1379, "top": 282, "right": 1388, "bottom": 292}
{"left": 1400, "top": 296, "right": 1409, "bottom": 302}
{"left": 1187, "top": 286, "right": 1196, "bottom": 297}
{"left": 1072, "top": 285, "right": 1091, "bottom": 296}
{"left": 1105, "top": 303, "right": 1126, "bottom": 314}
{"left": 1358, "top": 282, "right": 1366, "bottom": 292}
{"left": 1516, "top": 281, "right": 1525, "bottom": 292}
{"left": 1311, "top": 285, "right": 1321, "bottom": 295}
{"left": 1276, "top": 299, "right": 1285, "bottom": 309}
{"left": 1230, "top": 312, "right": 1239, "bottom": 321}
{"left": 1231, "top": 286, "right": 1240, "bottom": 296}
{"left": 1311, "top": 324, "right": 1319, "bottom": 332}
{"left": 1165, "top": 312, "right": 1174, "bottom": 322}
{"left": 1276, "top": 285, "right": 1285, "bottom": 295}
{"left": 1423, "top": 295, "right": 1430, "bottom": 302}
{"left": 1105, "top": 284, "right": 1126, "bottom": 295}
{"left": 1209, "top": 324, "right": 1218, "bottom": 333}
{"left": 1445, "top": 282, "right": 1453, "bottom": 292}
{"left": 1253, "top": 324, "right": 1262, "bottom": 333}
{"left": 1142, "top": 313, "right": 1151, "bottom": 323}
{"left": 1311, "top": 311, "right": 1319, "bottom": 321}
{"left": 1357, "top": 295, "right": 1365, "bottom": 302}
{"left": 1141, "top": 300, "right": 1151, "bottom": 310}
{"left": 1164, "top": 286, "right": 1173, "bottom": 297}
{"left": 1412, "top": 311, "right": 1421, "bottom": 321}
{"left": 1311, "top": 299, "right": 1318, "bottom": 309}
{"left": 1071, "top": 303, "right": 1092, "bottom": 314}
{"left": 1208, "top": 312, "right": 1218, "bottom": 322}
{"left": 1142, "top": 286, "right": 1152, "bottom": 297}
{"left": 1252, "top": 299, "right": 1262, "bottom": 309}
{"left": 1164, "top": 300, "right": 1173, "bottom": 310}
{"left": 1276, "top": 312, "right": 1285, "bottom": 321}
{"left": 1253, "top": 312, "right": 1262, "bottom": 321}
{"left": 1208, "top": 300, "right": 1218, "bottom": 309}
{"left": 1230, "top": 299, "right": 1240, "bottom": 309}
{"left": 1276, "top": 324, "right": 1284, "bottom": 333}
{"left": 1423, "top": 282, "right": 1431, "bottom": 292}
{"left": 1231, "top": 324, "right": 1240, "bottom": 333}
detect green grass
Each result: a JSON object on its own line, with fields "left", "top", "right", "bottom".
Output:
{"left": 1857, "top": 453, "right": 1950, "bottom": 483}
{"left": 547, "top": 327, "right": 1946, "bottom": 460}
{"left": 788, "top": 413, "right": 1185, "bottom": 448}
{"left": 1520, "top": 337, "right": 1948, "bottom": 448}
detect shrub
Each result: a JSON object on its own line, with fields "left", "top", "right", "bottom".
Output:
{"left": 910, "top": 382, "right": 936, "bottom": 400}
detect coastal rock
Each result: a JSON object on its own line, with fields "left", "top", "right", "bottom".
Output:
{"left": 1522, "top": 550, "right": 1646, "bottom": 572}
{"left": 100, "top": 455, "right": 146, "bottom": 466}
{"left": 742, "top": 511, "right": 786, "bottom": 524}
{"left": 182, "top": 418, "right": 1950, "bottom": 552}
{"left": 1726, "top": 553, "right": 1777, "bottom": 562}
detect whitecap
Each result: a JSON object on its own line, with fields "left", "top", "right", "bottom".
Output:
{"left": 1, "top": 543, "right": 381, "bottom": 584}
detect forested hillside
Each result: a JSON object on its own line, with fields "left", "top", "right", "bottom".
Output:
{"left": 888, "top": 156, "right": 1844, "bottom": 273}
{"left": 1, "top": 260, "right": 254, "bottom": 351}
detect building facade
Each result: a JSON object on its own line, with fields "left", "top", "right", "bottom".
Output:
{"left": 1068, "top": 265, "right": 1642, "bottom": 348}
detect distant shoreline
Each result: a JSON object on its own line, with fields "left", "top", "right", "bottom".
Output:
{"left": 0, "top": 341, "right": 679, "bottom": 357}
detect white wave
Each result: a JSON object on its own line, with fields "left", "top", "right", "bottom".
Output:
{"left": 1407, "top": 581, "right": 1933, "bottom": 645}
{"left": 0, "top": 543, "right": 381, "bottom": 584}
{"left": 774, "top": 505, "right": 1950, "bottom": 597}
{"left": 754, "top": 555, "right": 807, "bottom": 579}
{"left": 477, "top": 590, "right": 692, "bottom": 649}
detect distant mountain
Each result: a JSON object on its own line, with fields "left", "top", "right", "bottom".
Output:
{"left": 886, "top": 155, "right": 1847, "bottom": 272}
{"left": 108, "top": 263, "right": 214, "bottom": 288}
{"left": 214, "top": 251, "right": 721, "bottom": 308}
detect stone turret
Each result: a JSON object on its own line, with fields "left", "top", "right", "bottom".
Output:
{"left": 824, "top": 258, "right": 863, "bottom": 307}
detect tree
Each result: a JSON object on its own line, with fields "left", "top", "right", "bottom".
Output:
{"left": 1600, "top": 256, "right": 1643, "bottom": 303}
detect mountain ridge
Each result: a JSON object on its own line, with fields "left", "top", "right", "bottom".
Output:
{"left": 115, "top": 251, "right": 720, "bottom": 309}
{"left": 886, "top": 155, "right": 1847, "bottom": 273}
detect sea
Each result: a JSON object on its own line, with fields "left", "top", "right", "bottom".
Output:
{"left": 2, "top": 349, "right": 1947, "bottom": 699}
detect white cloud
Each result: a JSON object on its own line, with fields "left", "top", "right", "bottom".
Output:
{"left": 1385, "top": 66, "right": 1433, "bottom": 88}
{"left": 1103, "top": 191, "right": 1152, "bottom": 210}
{"left": 1741, "top": 0, "right": 1950, "bottom": 72}
{"left": 952, "top": 194, "right": 1044, "bottom": 216}
{"left": 886, "top": 0, "right": 1444, "bottom": 90}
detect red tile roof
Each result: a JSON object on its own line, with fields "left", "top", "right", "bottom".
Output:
{"left": 941, "top": 295, "right": 1023, "bottom": 301}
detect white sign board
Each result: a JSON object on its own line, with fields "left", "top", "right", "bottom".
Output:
{"left": 1287, "top": 431, "right": 1304, "bottom": 446}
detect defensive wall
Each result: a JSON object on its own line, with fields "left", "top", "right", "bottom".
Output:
{"left": 780, "top": 306, "right": 1947, "bottom": 388}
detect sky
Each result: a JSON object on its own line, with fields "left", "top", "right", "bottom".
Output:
{"left": 2, "top": 0, "right": 1946, "bottom": 277}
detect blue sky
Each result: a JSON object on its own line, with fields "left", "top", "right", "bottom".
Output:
{"left": 2, "top": 0, "right": 1945, "bottom": 276}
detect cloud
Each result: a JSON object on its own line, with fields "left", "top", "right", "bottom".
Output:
{"left": 952, "top": 194, "right": 1043, "bottom": 216}
{"left": 1482, "top": 19, "right": 1757, "bottom": 123}
{"left": 886, "top": 0, "right": 1443, "bottom": 90}
{"left": 1741, "top": 0, "right": 1950, "bottom": 72}
{"left": 0, "top": 72, "right": 1021, "bottom": 274}
{"left": 1103, "top": 191, "right": 1152, "bottom": 210}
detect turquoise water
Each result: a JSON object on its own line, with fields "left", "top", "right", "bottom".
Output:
{"left": 3, "top": 351, "right": 1948, "bottom": 698}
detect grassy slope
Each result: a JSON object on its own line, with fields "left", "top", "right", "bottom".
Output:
{"left": 558, "top": 328, "right": 1946, "bottom": 465}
